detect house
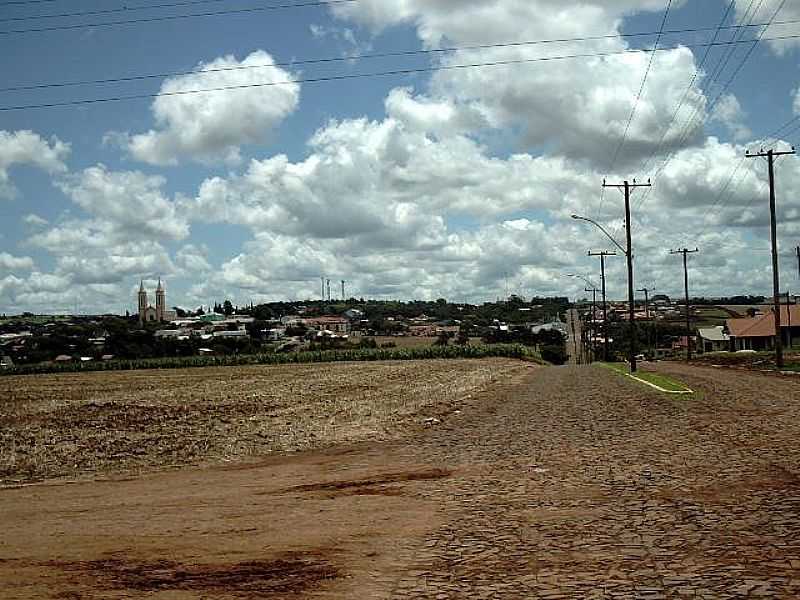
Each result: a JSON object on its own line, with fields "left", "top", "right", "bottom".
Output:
{"left": 697, "top": 326, "right": 730, "bottom": 353}
{"left": 726, "top": 305, "right": 800, "bottom": 351}
{"left": 0, "top": 355, "right": 13, "bottom": 369}
{"left": 302, "top": 316, "right": 350, "bottom": 334}
{"left": 344, "top": 308, "right": 364, "bottom": 320}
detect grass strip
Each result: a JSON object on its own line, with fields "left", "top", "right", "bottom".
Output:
{"left": 598, "top": 362, "right": 693, "bottom": 394}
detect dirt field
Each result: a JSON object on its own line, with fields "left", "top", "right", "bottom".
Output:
{"left": 2, "top": 362, "right": 800, "bottom": 598}
{"left": 0, "top": 358, "right": 527, "bottom": 485}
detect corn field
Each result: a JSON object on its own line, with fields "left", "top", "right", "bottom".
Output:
{"left": 2, "top": 344, "right": 542, "bottom": 376}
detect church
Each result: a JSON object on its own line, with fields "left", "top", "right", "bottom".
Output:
{"left": 137, "top": 279, "right": 176, "bottom": 324}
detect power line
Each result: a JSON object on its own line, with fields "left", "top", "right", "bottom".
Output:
{"left": 598, "top": 0, "right": 674, "bottom": 221}
{"left": 633, "top": 0, "right": 788, "bottom": 243}
{"left": 7, "top": 23, "right": 800, "bottom": 94}
{"left": 631, "top": 0, "right": 765, "bottom": 226}
{"left": 638, "top": 0, "right": 736, "bottom": 177}
{"left": 1, "top": 0, "right": 244, "bottom": 22}
{"left": 5, "top": 34, "right": 800, "bottom": 112}
{"left": 0, "top": 0, "right": 358, "bottom": 35}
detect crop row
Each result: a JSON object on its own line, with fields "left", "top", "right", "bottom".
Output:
{"left": 2, "top": 344, "right": 542, "bottom": 376}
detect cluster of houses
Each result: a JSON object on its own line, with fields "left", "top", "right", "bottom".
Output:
{"left": 698, "top": 304, "right": 800, "bottom": 353}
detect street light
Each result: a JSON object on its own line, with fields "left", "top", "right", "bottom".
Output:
{"left": 572, "top": 213, "right": 638, "bottom": 372}
{"left": 570, "top": 215, "right": 627, "bottom": 256}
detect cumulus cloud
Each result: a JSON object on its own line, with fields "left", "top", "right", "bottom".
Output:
{"left": 711, "top": 94, "right": 752, "bottom": 141}
{"left": 117, "top": 50, "right": 300, "bottom": 166}
{"left": 328, "top": 0, "right": 706, "bottom": 168}
{"left": 0, "top": 252, "right": 35, "bottom": 271}
{"left": 736, "top": 0, "right": 800, "bottom": 55}
{"left": 54, "top": 165, "right": 189, "bottom": 242}
{"left": 0, "top": 130, "right": 70, "bottom": 199}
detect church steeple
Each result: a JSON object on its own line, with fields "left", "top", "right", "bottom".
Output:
{"left": 138, "top": 279, "right": 148, "bottom": 324}
{"left": 155, "top": 277, "right": 166, "bottom": 322}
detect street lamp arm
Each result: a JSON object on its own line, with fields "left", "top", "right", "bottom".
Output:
{"left": 570, "top": 214, "right": 627, "bottom": 256}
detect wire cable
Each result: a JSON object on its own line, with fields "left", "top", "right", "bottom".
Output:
{"left": 1, "top": 0, "right": 252, "bottom": 23}
{"left": 4, "top": 34, "right": 799, "bottom": 112}
{"left": 6, "top": 21, "right": 800, "bottom": 94}
{"left": 595, "top": 0, "right": 674, "bottom": 221}
{"left": 0, "top": 0, "right": 358, "bottom": 35}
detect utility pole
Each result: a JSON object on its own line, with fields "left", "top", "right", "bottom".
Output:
{"left": 589, "top": 251, "right": 617, "bottom": 362}
{"left": 746, "top": 146, "right": 796, "bottom": 368}
{"left": 796, "top": 246, "right": 800, "bottom": 281}
{"left": 670, "top": 248, "right": 699, "bottom": 361}
{"left": 585, "top": 286, "right": 598, "bottom": 363}
{"left": 341, "top": 280, "right": 346, "bottom": 301}
{"left": 602, "top": 179, "right": 651, "bottom": 373}
{"left": 637, "top": 286, "right": 656, "bottom": 359}
{"left": 326, "top": 279, "right": 331, "bottom": 302}
{"left": 320, "top": 276, "right": 325, "bottom": 302}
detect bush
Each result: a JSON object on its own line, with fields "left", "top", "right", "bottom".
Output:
{"left": 3, "top": 344, "right": 542, "bottom": 376}
{"left": 541, "top": 344, "right": 567, "bottom": 365}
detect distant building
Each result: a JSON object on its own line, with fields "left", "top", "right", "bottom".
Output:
{"left": 137, "top": 279, "right": 177, "bottom": 325}
{"left": 726, "top": 305, "right": 800, "bottom": 351}
{"left": 697, "top": 326, "right": 730, "bottom": 353}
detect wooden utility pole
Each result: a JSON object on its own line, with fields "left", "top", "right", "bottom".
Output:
{"left": 746, "top": 146, "right": 796, "bottom": 368}
{"left": 341, "top": 280, "right": 346, "bottom": 301}
{"left": 326, "top": 279, "right": 331, "bottom": 302}
{"left": 603, "top": 179, "right": 651, "bottom": 373}
{"left": 796, "top": 246, "right": 800, "bottom": 280}
{"left": 670, "top": 248, "right": 699, "bottom": 361}
{"left": 589, "top": 250, "right": 617, "bottom": 362}
{"left": 637, "top": 286, "right": 656, "bottom": 358}
{"left": 585, "top": 286, "right": 598, "bottom": 363}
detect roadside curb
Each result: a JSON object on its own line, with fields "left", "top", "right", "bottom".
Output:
{"left": 625, "top": 373, "right": 694, "bottom": 395}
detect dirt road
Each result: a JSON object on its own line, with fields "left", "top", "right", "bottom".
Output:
{"left": 2, "top": 364, "right": 800, "bottom": 598}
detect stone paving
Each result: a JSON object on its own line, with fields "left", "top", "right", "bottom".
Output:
{"left": 386, "top": 364, "right": 800, "bottom": 598}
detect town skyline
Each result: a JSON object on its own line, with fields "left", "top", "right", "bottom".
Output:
{"left": 1, "top": 1, "right": 800, "bottom": 314}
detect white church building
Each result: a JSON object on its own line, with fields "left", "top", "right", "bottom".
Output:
{"left": 138, "top": 279, "right": 177, "bottom": 324}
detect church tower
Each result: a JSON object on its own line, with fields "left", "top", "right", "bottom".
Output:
{"left": 155, "top": 278, "right": 165, "bottom": 322}
{"left": 138, "top": 280, "right": 147, "bottom": 324}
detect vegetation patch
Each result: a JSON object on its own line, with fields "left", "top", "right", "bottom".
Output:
{"left": 2, "top": 344, "right": 544, "bottom": 377}
{"left": 598, "top": 362, "right": 693, "bottom": 394}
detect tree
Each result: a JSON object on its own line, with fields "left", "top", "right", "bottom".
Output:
{"left": 223, "top": 300, "right": 234, "bottom": 316}
{"left": 455, "top": 330, "right": 470, "bottom": 345}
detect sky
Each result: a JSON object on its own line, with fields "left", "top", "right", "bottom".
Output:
{"left": 1, "top": 0, "right": 800, "bottom": 314}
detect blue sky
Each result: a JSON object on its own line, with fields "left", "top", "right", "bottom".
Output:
{"left": 1, "top": 0, "right": 799, "bottom": 313}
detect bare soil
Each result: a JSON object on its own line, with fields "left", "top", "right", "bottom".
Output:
{"left": 2, "top": 362, "right": 800, "bottom": 598}
{"left": 0, "top": 358, "right": 525, "bottom": 485}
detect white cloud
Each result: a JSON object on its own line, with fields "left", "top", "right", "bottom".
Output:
{"left": 22, "top": 214, "right": 48, "bottom": 228}
{"left": 0, "top": 130, "right": 70, "bottom": 199}
{"left": 176, "top": 244, "right": 212, "bottom": 274}
{"left": 328, "top": 0, "right": 706, "bottom": 168}
{"left": 735, "top": 0, "right": 800, "bottom": 55}
{"left": 711, "top": 94, "right": 752, "bottom": 141}
{"left": 118, "top": 50, "right": 300, "bottom": 166}
{"left": 54, "top": 165, "right": 189, "bottom": 242}
{"left": 0, "top": 253, "right": 35, "bottom": 271}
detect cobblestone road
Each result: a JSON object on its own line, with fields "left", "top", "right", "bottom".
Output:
{"left": 387, "top": 364, "right": 800, "bottom": 599}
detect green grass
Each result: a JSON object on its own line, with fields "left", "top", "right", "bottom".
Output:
{"left": 598, "top": 362, "right": 692, "bottom": 393}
